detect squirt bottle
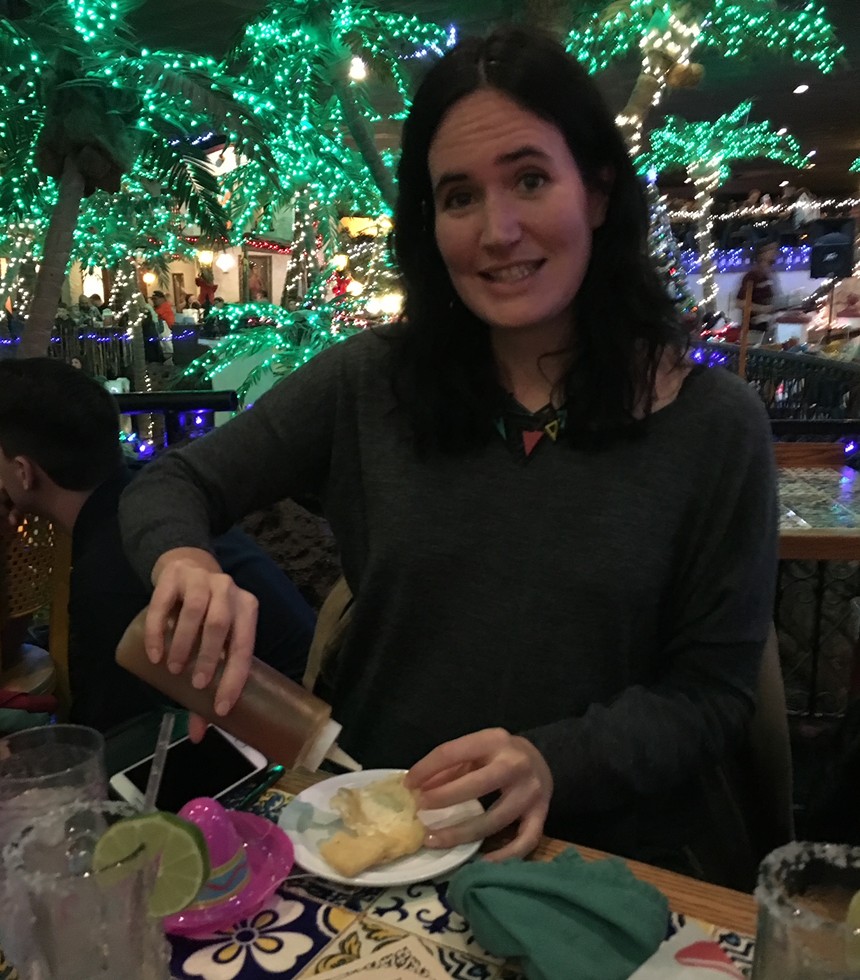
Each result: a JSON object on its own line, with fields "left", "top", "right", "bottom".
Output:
{"left": 115, "top": 607, "right": 360, "bottom": 772}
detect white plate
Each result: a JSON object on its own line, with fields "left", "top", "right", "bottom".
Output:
{"left": 277, "top": 768, "right": 484, "bottom": 887}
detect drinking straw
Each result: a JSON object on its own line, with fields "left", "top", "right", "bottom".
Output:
{"left": 143, "top": 712, "right": 175, "bottom": 813}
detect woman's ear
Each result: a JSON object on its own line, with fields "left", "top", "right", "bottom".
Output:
{"left": 587, "top": 167, "right": 615, "bottom": 230}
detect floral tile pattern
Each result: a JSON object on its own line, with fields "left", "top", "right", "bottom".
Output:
{"left": 300, "top": 917, "right": 410, "bottom": 975}
{"left": 430, "top": 944, "right": 500, "bottom": 979}
{"left": 711, "top": 928, "right": 756, "bottom": 976}
{"left": 281, "top": 868, "right": 385, "bottom": 914}
{"left": 364, "top": 877, "right": 503, "bottom": 964}
{"left": 170, "top": 894, "right": 349, "bottom": 980}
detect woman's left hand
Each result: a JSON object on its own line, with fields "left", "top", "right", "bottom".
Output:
{"left": 403, "top": 728, "right": 553, "bottom": 861}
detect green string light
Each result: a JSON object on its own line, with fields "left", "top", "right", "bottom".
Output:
{"left": 637, "top": 102, "right": 807, "bottom": 310}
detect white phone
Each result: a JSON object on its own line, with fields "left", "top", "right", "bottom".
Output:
{"left": 109, "top": 726, "right": 268, "bottom": 813}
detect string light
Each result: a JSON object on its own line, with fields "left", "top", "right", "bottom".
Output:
{"left": 567, "top": 0, "right": 842, "bottom": 153}
{"left": 0, "top": 0, "right": 288, "bottom": 353}
{"left": 638, "top": 103, "right": 807, "bottom": 310}
{"left": 221, "top": 0, "right": 451, "bottom": 226}
{"left": 667, "top": 198, "right": 860, "bottom": 223}
{"left": 644, "top": 176, "right": 697, "bottom": 316}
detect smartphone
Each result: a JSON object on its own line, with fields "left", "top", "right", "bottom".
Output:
{"left": 109, "top": 726, "right": 268, "bottom": 813}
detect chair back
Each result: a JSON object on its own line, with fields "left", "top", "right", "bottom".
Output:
{"left": 747, "top": 624, "right": 795, "bottom": 853}
{"left": 695, "top": 624, "right": 795, "bottom": 890}
{"left": 0, "top": 516, "right": 55, "bottom": 624}
{"left": 303, "top": 576, "right": 353, "bottom": 694}
{"left": 0, "top": 517, "right": 72, "bottom": 712}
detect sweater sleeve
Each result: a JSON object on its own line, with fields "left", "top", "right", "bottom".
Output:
{"left": 118, "top": 337, "right": 352, "bottom": 585}
{"left": 523, "top": 381, "right": 779, "bottom": 815}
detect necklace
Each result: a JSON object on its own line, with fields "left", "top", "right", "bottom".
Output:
{"left": 494, "top": 394, "right": 567, "bottom": 462}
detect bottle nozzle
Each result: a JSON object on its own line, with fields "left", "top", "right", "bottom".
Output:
{"left": 325, "top": 741, "right": 362, "bottom": 772}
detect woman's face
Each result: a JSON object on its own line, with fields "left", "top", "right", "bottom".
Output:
{"left": 429, "top": 89, "right": 608, "bottom": 344}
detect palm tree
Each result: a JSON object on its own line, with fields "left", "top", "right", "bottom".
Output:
{"left": 567, "top": 0, "right": 842, "bottom": 153}
{"left": 173, "top": 304, "right": 357, "bottom": 404}
{"left": 0, "top": 0, "right": 280, "bottom": 357}
{"left": 637, "top": 101, "right": 807, "bottom": 310}
{"left": 225, "top": 0, "right": 450, "bottom": 215}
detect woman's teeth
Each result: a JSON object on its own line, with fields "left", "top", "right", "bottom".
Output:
{"left": 483, "top": 262, "right": 540, "bottom": 283}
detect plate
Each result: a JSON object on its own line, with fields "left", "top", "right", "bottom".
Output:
{"left": 277, "top": 768, "right": 484, "bottom": 887}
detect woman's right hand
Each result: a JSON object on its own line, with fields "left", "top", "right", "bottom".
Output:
{"left": 147, "top": 548, "right": 259, "bottom": 724}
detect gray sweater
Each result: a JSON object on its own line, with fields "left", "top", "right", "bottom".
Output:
{"left": 120, "top": 329, "right": 778, "bottom": 861}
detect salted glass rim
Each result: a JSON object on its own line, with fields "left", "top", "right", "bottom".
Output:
{"left": 2, "top": 799, "right": 144, "bottom": 884}
{"left": 0, "top": 723, "right": 105, "bottom": 787}
{"left": 755, "top": 840, "right": 860, "bottom": 935}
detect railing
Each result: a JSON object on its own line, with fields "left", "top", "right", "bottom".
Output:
{"left": 116, "top": 390, "right": 239, "bottom": 447}
{"left": 691, "top": 341, "right": 860, "bottom": 420}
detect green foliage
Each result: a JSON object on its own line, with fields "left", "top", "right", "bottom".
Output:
{"left": 0, "top": 1, "right": 284, "bottom": 249}
{"left": 221, "top": 0, "right": 451, "bottom": 224}
{"left": 637, "top": 102, "right": 807, "bottom": 186}
{"left": 175, "top": 302, "right": 357, "bottom": 403}
{"left": 567, "top": 0, "right": 843, "bottom": 75}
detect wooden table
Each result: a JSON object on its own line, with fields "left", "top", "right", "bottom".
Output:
{"left": 276, "top": 769, "right": 758, "bottom": 937}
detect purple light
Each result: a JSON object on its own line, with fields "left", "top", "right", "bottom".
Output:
{"left": 845, "top": 442, "right": 856, "bottom": 454}
{"left": 680, "top": 245, "right": 811, "bottom": 275}
{"left": 194, "top": 414, "right": 204, "bottom": 426}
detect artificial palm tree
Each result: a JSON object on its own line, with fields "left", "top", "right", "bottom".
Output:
{"left": 637, "top": 101, "right": 807, "bottom": 311}
{"left": 173, "top": 304, "right": 357, "bottom": 404}
{"left": 567, "top": 0, "right": 842, "bottom": 153}
{"left": 226, "top": 0, "right": 450, "bottom": 215}
{"left": 0, "top": 0, "right": 280, "bottom": 357}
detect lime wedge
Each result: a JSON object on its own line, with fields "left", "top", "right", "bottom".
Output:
{"left": 93, "top": 812, "right": 210, "bottom": 917}
{"left": 847, "top": 889, "right": 860, "bottom": 970}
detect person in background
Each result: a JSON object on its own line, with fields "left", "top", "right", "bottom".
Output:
{"left": 737, "top": 240, "right": 780, "bottom": 346}
{"left": 129, "top": 294, "right": 165, "bottom": 365}
{"left": 77, "top": 294, "right": 102, "bottom": 326}
{"left": 0, "top": 359, "right": 317, "bottom": 734}
{"left": 150, "top": 291, "right": 176, "bottom": 366}
{"left": 150, "top": 290, "right": 175, "bottom": 330}
{"left": 202, "top": 296, "right": 229, "bottom": 338}
{"left": 90, "top": 293, "right": 109, "bottom": 313}
{"left": 119, "top": 28, "right": 777, "bottom": 883}
{"left": 792, "top": 187, "right": 820, "bottom": 231}
{"left": 195, "top": 268, "right": 218, "bottom": 313}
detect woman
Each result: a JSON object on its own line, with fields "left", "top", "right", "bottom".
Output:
{"left": 736, "top": 240, "right": 780, "bottom": 346}
{"left": 119, "top": 28, "right": 777, "bottom": 878}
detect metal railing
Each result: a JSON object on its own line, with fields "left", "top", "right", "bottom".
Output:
{"left": 691, "top": 341, "right": 860, "bottom": 420}
{"left": 116, "top": 390, "right": 238, "bottom": 447}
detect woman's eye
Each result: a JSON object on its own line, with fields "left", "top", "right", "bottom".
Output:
{"left": 520, "top": 172, "right": 547, "bottom": 192}
{"left": 444, "top": 190, "right": 473, "bottom": 210}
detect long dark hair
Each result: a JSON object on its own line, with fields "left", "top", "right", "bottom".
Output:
{"left": 390, "top": 27, "right": 685, "bottom": 452}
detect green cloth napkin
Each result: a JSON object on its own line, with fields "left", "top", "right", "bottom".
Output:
{"left": 0, "top": 708, "right": 50, "bottom": 735}
{"left": 447, "top": 848, "right": 669, "bottom": 980}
